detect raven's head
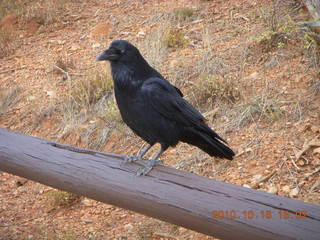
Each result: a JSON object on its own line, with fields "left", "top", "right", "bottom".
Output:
{"left": 96, "top": 40, "right": 139, "bottom": 63}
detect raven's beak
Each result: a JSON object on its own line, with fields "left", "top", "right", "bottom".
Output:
{"left": 96, "top": 48, "right": 120, "bottom": 61}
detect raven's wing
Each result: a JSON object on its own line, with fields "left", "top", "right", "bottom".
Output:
{"left": 141, "top": 77, "right": 226, "bottom": 143}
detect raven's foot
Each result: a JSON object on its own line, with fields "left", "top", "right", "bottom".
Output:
{"left": 136, "top": 159, "right": 162, "bottom": 176}
{"left": 124, "top": 155, "right": 141, "bottom": 163}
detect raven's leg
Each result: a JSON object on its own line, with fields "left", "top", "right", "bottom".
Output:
{"left": 136, "top": 146, "right": 166, "bottom": 176}
{"left": 124, "top": 144, "right": 152, "bottom": 163}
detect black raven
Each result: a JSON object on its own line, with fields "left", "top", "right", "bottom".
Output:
{"left": 97, "top": 40, "right": 235, "bottom": 175}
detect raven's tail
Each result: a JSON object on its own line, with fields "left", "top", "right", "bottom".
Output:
{"left": 181, "top": 128, "right": 235, "bottom": 160}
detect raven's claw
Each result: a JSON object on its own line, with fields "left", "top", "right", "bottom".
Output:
{"left": 124, "top": 155, "right": 140, "bottom": 163}
{"left": 136, "top": 159, "right": 162, "bottom": 176}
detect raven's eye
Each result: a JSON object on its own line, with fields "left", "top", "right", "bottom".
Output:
{"left": 110, "top": 47, "right": 123, "bottom": 55}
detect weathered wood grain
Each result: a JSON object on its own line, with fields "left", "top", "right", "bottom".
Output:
{"left": 0, "top": 128, "right": 319, "bottom": 240}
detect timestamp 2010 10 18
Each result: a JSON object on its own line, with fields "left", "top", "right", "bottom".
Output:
{"left": 211, "top": 209, "right": 308, "bottom": 220}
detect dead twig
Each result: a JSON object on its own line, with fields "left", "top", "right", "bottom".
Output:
{"left": 0, "top": 66, "right": 26, "bottom": 74}
{"left": 310, "top": 177, "right": 320, "bottom": 192}
{"left": 252, "top": 169, "right": 277, "bottom": 189}
{"left": 304, "top": 168, "right": 320, "bottom": 179}
{"left": 287, "top": 150, "right": 301, "bottom": 170}
{"left": 53, "top": 65, "right": 71, "bottom": 82}
{"left": 295, "top": 136, "right": 320, "bottom": 160}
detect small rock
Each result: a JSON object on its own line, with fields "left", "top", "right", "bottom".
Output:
{"left": 124, "top": 223, "right": 133, "bottom": 232}
{"left": 27, "top": 95, "right": 36, "bottom": 101}
{"left": 70, "top": 44, "right": 80, "bottom": 51}
{"left": 169, "top": 59, "right": 179, "bottom": 69}
{"left": 48, "top": 39, "right": 65, "bottom": 45}
{"left": 244, "top": 72, "right": 259, "bottom": 81}
{"left": 289, "top": 187, "right": 299, "bottom": 198}
{"left": 245, "top": 147, "right": 253, "bottom": 152}
{"left": 92, "top": 43, "right": 101, "bottom": 48}
{"left": 264, "top": 56, "right": 279, "bottom": 68}
{"left": 282, "top": 185, "right": 290, "bottom": 193}
{"left": 120, "top": 31, "right": 130, "bottom": 35}
{"left": 137, "top": 31, "right": 146, "bottom": 37}
{"left": 82, "top": 198, "right": 92, "bottom": 206}
{"left": 46, "top": 91, "right": 55, "bottom": 98}
{"left": 81, "top": 218, "right": 93, "bottom": 223}
{"left": 243, "top": 184, "right": 251, "bottom": 188}
{"left": 253, "top": 174, "right": 263, "bottom": 182}
{"left": 267, "top": 185, "right": 278, "bottom": 194}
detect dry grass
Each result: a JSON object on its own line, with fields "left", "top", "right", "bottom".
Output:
{"left": 53, "top": 55, "right": 75, "bottom": 73}
{"left": 0, "top": 87, "right": 21, "bottom": 115}
{"left": 240, "top": 97, "right": 284, "bottom": 122}
{"left": 173, "top": 8, "right": 194, "bottom": 21}
{"left": 163, "top": 29, "right": 188, "bottom": 48}
{"left": 69, "top": 71, "right": 113, "bottom": 107}
{"left": 192, "top": 74, "right": 240, "bottom": 108}
{"left": 228, "top": 94, "right": 285, "bottom": 130}
{"left": 252, "top": 23, "right": 296, "bottom": 52}
{"left": 138, "top": 21, "right": 170, "bottom": 71}
{"left": 0, "top": 28, "right": 15, "bottom": 58}
{"left": 251, "top": 1, "right": 299, "bottom": 52}
{"left": 310, "top": 74, "right": 320, "bottom": 96}
{"left": 0, "top": 0, "right": 68, "bottom": 58}
{"left": 304, "top": 32, "right": 320, "bottom": 69}
{"left": 0, "top": 0, "right": 68, "bottom": 26}
{"left": 21, "top": 0, "right": 67, "bottom": 25}
{"left": 0, "top": 1, "right": 20, "bottom": 19}
{"left": 43, "top": 190, "right": 82, "bottom": 208}
{"left": 58, "top": 66, "right": 124, "bottom": 149}
{"left": 32, "top": 105, "right": 58, "bottom": 129}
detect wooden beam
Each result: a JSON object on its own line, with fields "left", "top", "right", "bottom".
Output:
{"left": 0, "top": 128, "right": 319, "bottom": 240}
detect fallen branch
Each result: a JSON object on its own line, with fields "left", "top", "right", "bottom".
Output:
{"left": 53, "top": 65, "right": 71, "bottom": 82}
{"left": 295, "top": 137, "right": 320, "bottom": 160}
{"left": 251, "top": 170, "right": 278, "bottom": 189}
{"left": 0, "top": 66, "right": 26, "bottom": 74}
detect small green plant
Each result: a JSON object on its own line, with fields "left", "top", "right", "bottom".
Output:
{"left": 253, "top": 10, "right": 296, "bottom": 52}
{"left": 237, "top": 96, "right": 284, "bottom": 125}
{"left": 253, "top": 29, "right": 289, "bottom": 52}
{"left": 163, "top": 29, "right": 188, "bottom": 48}
{"left": 194, "top": 74, "right": 241, "bottom": 106}
{"left": 173, "top": 8, "right": 194, "bottom": 21}
{"left": 43, "top": 190, "right": 82, "bottom": 208}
